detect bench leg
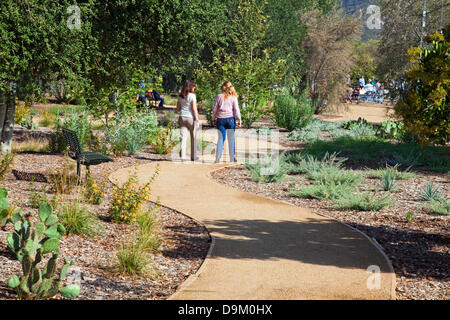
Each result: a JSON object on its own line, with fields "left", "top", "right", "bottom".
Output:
{"left": 76, "top": 160, "right": 81, "bottom": 184}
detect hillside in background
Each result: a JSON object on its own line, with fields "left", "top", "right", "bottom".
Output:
{"left": 340, "top": 0, "right": 382, "bottom": 40}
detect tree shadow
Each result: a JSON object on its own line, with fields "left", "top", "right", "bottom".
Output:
{"left": 345, "top": 222, "right": 450, "bottom": 280}
{"left": 198, "top": 217, "right": 449, "bottom": 280}
{"left": 162, "top": 224, "right": 211, "bottom": 260}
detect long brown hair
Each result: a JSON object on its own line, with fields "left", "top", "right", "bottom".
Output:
{"left": 179, "top": 80, "right": 196, "bottom": 99}
{"left": 221, "top": 81, "right": 237, "bottom": 99}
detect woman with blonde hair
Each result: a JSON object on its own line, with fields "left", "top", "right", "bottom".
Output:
{"left": 176, "top": 80, "right": 200, "bottom": 161}
{"left": 212, "top": 81, "right": 241, "bottom": 163}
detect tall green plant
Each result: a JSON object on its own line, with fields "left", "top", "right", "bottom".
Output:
{"left": 61, "top": 108, "right": 92, "bottom": 151}
{"left": 195, "top": 0, "right": 286, "bottom": 128}
{"left": 106, "top": 109, "right": 158, "bottom": 155}
{"left": 273, "top": 89, "right": 314, "bottom": 131}
{"left": 395, "top": 31, "right": 449, "bottom": 146}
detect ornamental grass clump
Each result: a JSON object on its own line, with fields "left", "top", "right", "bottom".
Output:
{"left": 57, "top": 194, "right": 103, "bottom": 237}
{"left": 109, "top": 165, "right": 160, "bottom": 224}
{"left": 115, "top": 205, "right": 161, "bottom": 278}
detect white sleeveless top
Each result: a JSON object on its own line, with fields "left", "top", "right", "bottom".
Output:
{"left": 178, "top": 93, "right": 196, "bottom": 118}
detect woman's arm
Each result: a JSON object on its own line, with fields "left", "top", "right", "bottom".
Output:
{"left": 233, "top": 97, "right": 242, "bottom": 127}
{"left": 212, "top": 95, "right": 220, "bottom": 124}
{"left": 192, "top": 98, "right": 199, "bottom": 122}
{"left": 176, "top": 99, "right": 181, "bottom": 113}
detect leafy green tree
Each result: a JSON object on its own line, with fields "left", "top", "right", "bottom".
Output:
{"left": 376, "top": 0, "right": 449, "bottom": 79}
{"left": 395, "top": 31, "right": 449, "bottom": 146}
{"left": 350, "top": 39, "right": 380, "bottom": 82}
{"left": 302, "top": 7, "right": 361, "bottom": 110}
{"left": 0, "top": 0, "right": 93, "bottom": 153}
{"left": 264, "top": 0, "right": 339, "bottom": 89}
{"left": 196, "top": 0, "right": 286, "bottom": 128}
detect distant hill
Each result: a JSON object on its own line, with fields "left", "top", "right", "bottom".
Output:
{"left": 340, "top": 0, "right": 382, "bottom": 41}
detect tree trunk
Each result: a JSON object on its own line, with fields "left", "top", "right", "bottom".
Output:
{"left": 0, "top": 89, "right": 15, "bottom": 154}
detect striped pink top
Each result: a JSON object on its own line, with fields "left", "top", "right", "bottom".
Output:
{"left": 212, "top": 94, "right": 241, "bottom": 120}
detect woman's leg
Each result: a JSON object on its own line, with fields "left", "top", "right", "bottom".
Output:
{"left": 188, "top": 119, "right": 198, "bottom": 161}
{"left": 225, "top": 118, "right": 236, "bottom": 162}
{"left": 179, "top": 117, "right": 189, "bottom": 160}
{"left": 215, "top": 118, "right": 227, "bottom": 162}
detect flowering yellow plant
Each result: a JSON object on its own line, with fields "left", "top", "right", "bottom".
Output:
{"left": 83, "top": 173, "right": 106, "bottom": 205}
{"left": 109, "top": 165, "right": 160, "bottom": 224}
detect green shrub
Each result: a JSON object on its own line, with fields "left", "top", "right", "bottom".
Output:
{"left": 284, "top": 151, "right": 347, "bottom": 176}
{"left": 394, "top": 32, "right": 449, "bottom": 146}
{"left": 331, "top": 192, "right": 393, "bottom": 211}
{"left": 245, "top": 155, "right": 287, "bottom": 183}
{"left": 288, "top": 119, "right": 343, "bottom": 142}
{"left": 14, "top": 103, "right": 30, "bottom": 125}
{"left": 273, "top": 89, "right": 314, "bottom": 132}
{"left": 289, "top": 182, "right": 354, "bottom": 200}
{"left": 426, "top": 199, "right": 450, "bottom": 215}
{"left": 149, "top": 127, "right": 179, "bottom": 155}
{"left": 307, "top": 167, "right": 363, "bottom": 187}
{"left": 109, "top": 166, "right": 159, "bottom": 224}
{"left": 366, "top": 164, "right": 415, "bottom": 180}
{"left": 106, "top": 110, "right": 158, "bottom": 155}
{"left": 0, "top": 152, "right": 14, "bottom": 181}
{"left": 57, "top": 196, "right": 103, "bottom": 237}
{"left": 82, "top": 174, "right": 106, "bottom": 205}
{"left": 61, "top": 108, "right": 92, "bottom": 150}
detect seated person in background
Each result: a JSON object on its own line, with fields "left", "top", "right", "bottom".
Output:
{"left": 136, "top": 79, "right": 147, "bottom": 107}
{"left": 146, "top": 89, "right": 165, "bottom": 108}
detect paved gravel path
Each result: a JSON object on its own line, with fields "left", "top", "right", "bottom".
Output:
{"left": 109, "top": 131, "right": 396, "bottom": 300}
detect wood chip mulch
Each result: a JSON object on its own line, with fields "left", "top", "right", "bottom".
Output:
{"left": 0, "top": 147, "right": 211, "bottom": 300}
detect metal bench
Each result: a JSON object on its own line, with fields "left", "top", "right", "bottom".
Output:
{"left": 61, "top": 128, "right": 113, "bottom": 180}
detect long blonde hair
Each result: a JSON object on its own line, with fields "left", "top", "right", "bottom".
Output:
{"left": 221, "top": 81, "right": 237, "bottom": 99}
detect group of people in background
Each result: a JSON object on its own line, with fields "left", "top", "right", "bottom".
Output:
{"left": 136, "top": 80, "right": 165, "bottom": 108}
{"left": 176, "top": 80, "right": 241, "bottom": 163}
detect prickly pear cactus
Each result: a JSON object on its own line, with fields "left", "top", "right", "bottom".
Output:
{"left": 0, "top": 188, "right": 11, "bottom": 228}
{"left": 6, "top": 203, "right": 79, "bottom": 300}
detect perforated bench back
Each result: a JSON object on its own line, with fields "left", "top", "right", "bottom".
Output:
{"left": 62, "top": 128, "right": 82, "bottom": 158}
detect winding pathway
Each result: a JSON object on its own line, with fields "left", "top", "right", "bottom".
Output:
{"left": 109, "top": 129, "right": 396, "bottom": 300}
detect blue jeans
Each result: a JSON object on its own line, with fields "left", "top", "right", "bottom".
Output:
{"left": 216, "top": 117, "right": 236, "bottom": 162}
{"left": 157, "top": 97, "right": 165, "bottom": 108}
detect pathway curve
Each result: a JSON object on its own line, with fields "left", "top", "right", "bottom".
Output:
{"left": 109, "top": 130, "right": 396, "bottom": 300}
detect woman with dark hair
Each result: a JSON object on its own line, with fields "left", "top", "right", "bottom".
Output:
{"left": 212, "top": 81, "right": 241, "bottom": 163}
{"left": 176, "top": 80, "right": 200, "bottom": 161}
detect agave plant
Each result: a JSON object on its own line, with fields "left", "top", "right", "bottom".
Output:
{"left": 420, "top": 183, "right": 442, "bottom": 201}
